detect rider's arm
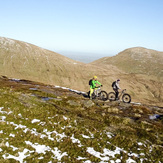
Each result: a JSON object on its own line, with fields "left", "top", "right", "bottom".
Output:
{"left": 116, "top": 82, "right": 121, "bottom": 89}
{"left": 96, "top": 81, "right": 102, "bottom": 86}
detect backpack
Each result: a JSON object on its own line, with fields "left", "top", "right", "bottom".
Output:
{"left": 89, "top": 79, "right": 92, "bottom": 85}
{"left": 112, "top": 81, "right": 116, "bottom": 88}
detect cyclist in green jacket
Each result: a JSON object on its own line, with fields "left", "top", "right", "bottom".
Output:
{"left": 89, "top": 76, "right": 102, "bottom": 99}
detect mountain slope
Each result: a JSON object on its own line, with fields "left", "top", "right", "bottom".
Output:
{"left": 91, "top": 47, "right": 163, "bottom": 80}
{"left": 0, "top": 37, "right": 163, "bottom": 105}
{"left": 0, "top": 37, "right": 84, "bottom": 84}
{"left": 0, "top": 37, "right": 121, "bottom": 90}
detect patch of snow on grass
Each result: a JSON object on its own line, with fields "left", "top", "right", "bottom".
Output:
{"left": 0, "top": 116, "right": 6, "bottom": 122}
{"left": 54, "top": 86, "right": 61, "bottom": 88}
{"left": 39, "top": 121, "right": 46, "bottom": 126}
{"left": 25, "top": 141, "right": 67, "bottom": 161}
{"left": 10, "top": 145, "right": 19, "bottom": 151}
{"left": 63, "top": 116, "right": 68, "bottom": 120}
{"left": 82, "top": 134, "right": 91, "bottom": 139}
{"left": 38, "top": 156, "right": 44, "bottom": 160}
{"left": 51, "top": 147, "right": 68, "bottom": 161}
{"left": 115, "top": 159, "right": 122, "bottom": 163}
{"left": 0, "top": 107, "right": 8, "bottom": 114}
{"left": 9, "top": 133, "right": 15, "bottom": 137}
{"left": 31, "top": 119, "right": 40, "bottom": 123}
{"left": 18, "top": 113, "right": 22, "bottom": 118}
{"left": 138, "top": 142, "right": 143, "bottom": 146}
{"left": 77, "top": 156, "right": 87, "bottom": 160}
{"left": 5, "top": 142, "right": 10, "bottom": 147}
{"left": 3, "top": 148, "right": 31, "bottom": 163}
{"left": 43, "top": 129, "right": 67, "bottom": 142}
{"left": 25, "top": 141, "right": 50, "bottom": 154}
{"left": 106, "top": 132, "right": 113, "bottom": 138}
{"left": 87, "top": 147, "right": 109, "bottom": 161}
{"left": 71, "top": 134, "right": 83, "bottom": 147}
{"left": 10, "top": 122, "right": 26, "bottom": 129}
{"left": 87, "top": 147, "right": 122, "bottom": 162}
{"left": 126, "top": 157, "right": 137, "bottom": 163}
{"left": 83, "top": 161, "right": 91, "bottom": 163}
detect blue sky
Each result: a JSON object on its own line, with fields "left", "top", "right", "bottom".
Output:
{"left": 0, "top": 0, "right": 163, "bottom": 57}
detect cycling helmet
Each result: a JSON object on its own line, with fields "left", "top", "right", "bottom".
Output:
{"left": 117, "top": 79, "right": 120, "bottom": 81}
{"left": 94, "top": 76, "right": 97, "bottom": 79}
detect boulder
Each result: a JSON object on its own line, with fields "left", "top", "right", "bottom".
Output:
{"left": 83, "top": 100, "right": 95, "bottom": 108}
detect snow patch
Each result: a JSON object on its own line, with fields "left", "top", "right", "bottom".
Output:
{"left": 9, "top": 133, "right": 15, "bottom": 137}
{"left": 71, "top": 134, "right": 83, "bottom": 147}
{"left": 31, "top": 119, "right": 40, "bottom": 123}
{"left": 63, "top": 116, "right": 68, "bottom": 120}
{"left": 3, "top": 148, "right": 31, "bottom": 163}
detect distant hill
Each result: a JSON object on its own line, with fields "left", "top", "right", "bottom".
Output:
{"left": 91, "top": 47, "right": 163, "bottom": 80}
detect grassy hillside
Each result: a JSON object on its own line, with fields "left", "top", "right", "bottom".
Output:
{"left": 0, "top": 37, "right": 163, "bottom": 105}
{"left": 0, "top": 37, "right": 86, "bottom": 86}
{"left": 91, "top": 47, "right": 163, "bottom": 81}
{"left": 0, "top": 37, "right": 121, "bottom": 90}
{"left": 0, "top": 76, "right": 163, "bottom": 162}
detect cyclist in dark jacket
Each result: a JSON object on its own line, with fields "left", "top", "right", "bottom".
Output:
{"left": 112, "top": 79, "right": 121, "bottom": 100}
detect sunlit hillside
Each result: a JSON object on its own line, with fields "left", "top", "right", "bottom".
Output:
{"left": 0, "top": 37, "right": 163, "bottom": 105}
{"left": 0, "top": 37, "right": 121, "bottom": 90}
{"left": 91, "top": 47, "right": 163, "bottom": 81}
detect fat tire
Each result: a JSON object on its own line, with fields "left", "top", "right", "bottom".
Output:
{"left": 99, "top": 91, "right": 108, "bottom": 101}
{"left": 108, "top": 92, "right": 116, "bottom": 101}
{"left": 122, "top": 93, "right": 131, "bottom": 103}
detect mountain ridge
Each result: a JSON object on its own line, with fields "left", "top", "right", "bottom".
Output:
{"left": 0, "top": 36, "right": 163, "bottom": 105}
{"left": 91, "top": 47, "right": 163, "bottom": 80}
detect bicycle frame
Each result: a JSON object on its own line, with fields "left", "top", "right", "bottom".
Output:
{"left": 118, "top": 89, "right": 126, "bottom": 99}
{"left": 89, "top": 86, "right": 108, "bottom": 101}
{"left": 94, "top": 87, "right": 101, "bottom": 97}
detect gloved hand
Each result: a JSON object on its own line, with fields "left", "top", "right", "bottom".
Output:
{"left": 101, "top": 85, "right": 103, "bottom": 87}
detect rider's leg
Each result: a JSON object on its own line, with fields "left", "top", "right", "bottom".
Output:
{"left": 114, "top": 89, "right": 119, "bottom": 100}
{"left": 116, "top": 89, "right": 119, "bottom": 100}
{"left": 89, "top": 88, "right": 94, "bottom": 99}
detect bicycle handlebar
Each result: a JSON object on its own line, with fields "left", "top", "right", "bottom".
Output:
{"left": 122, "top": 89, "right": 126, "bottom": 93}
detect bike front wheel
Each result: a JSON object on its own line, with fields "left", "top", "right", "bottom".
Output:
{"left": 122, "top": 93, "right": 131, "bottom": 103}
{"left": 99, "top": 91, "right": 108, "bottom": 101}
{"left": 108, "top": 92, "right": 116, "bottom": 101}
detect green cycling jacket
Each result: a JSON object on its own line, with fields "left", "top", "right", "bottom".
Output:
{"left": 90, "top": 80, "right": 102, "bottom": 89}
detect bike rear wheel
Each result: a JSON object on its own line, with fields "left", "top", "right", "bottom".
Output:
{"left": 122, "top": 93, "right": 131, "bottom": 103}
{"left": 108, "top": 92, "right": 116, "bottom": 101}
{"left": 99, "top": 91, "right": 108, "bottom": 101}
